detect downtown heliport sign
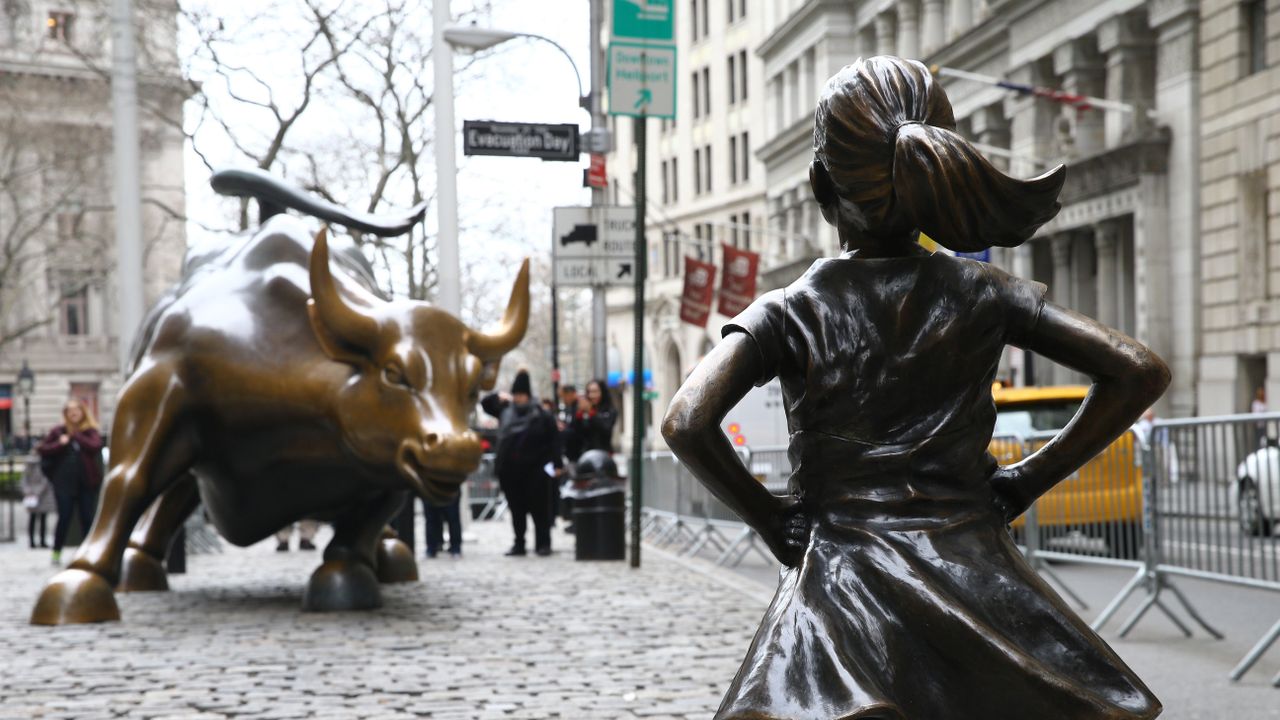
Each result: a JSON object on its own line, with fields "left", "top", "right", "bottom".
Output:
{"left": 609, "top": 0, "right": 676, "bottom": 119}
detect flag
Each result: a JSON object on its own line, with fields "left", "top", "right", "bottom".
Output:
{"left": 717, "top": 243, "right": 760, "bottom": 316}
{"left": 679, "top": 256, "right": 717, "bottom": 327}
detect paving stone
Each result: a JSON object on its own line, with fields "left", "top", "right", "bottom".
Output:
{"left": 0, "top": 520, "right": 768, "bottom": 719}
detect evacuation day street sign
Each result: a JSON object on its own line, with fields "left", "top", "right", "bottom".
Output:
{"left": 607, "top": 42, "right": 676, "bottom": 119}
{"left": 612, "top": 0, "right": 674, "bottom": 43}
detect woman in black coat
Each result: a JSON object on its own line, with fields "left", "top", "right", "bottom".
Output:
{"left": 37, "top": 397, "right": 104, "bottom": 566}
{"left": 568, "top": 379, "right": 617, "bottom": 454}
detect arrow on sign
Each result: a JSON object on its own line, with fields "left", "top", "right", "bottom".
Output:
{"left": 634, "top": 88, "right": 652, "bottom": 109}
{"left": 617, "top": 263, "right": 632, "bottom": 279}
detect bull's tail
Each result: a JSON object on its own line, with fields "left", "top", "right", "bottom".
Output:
{"left": 210, "top": 168, "right": 427, "bottom": 238}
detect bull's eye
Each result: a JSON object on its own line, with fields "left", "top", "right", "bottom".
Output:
{"left": 382, "top": 364, "right": 412, "bottom": 389}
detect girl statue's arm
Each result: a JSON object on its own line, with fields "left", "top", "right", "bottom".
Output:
{"left": 992, "top": 303, "right": 1172, "bottom": 521}
{"left": 662, "top": 333, "right": 808, "bottom": 566}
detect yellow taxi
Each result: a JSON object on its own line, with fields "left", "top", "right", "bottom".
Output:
{"left": 990, "top": 384, "right": 1144, "bottom": 559}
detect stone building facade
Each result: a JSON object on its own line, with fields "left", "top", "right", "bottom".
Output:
{"left": 0, "top": 0, "right": 187, "bottom": 442}
{"left": 1197, "top": 0, "right": 1280, "bottom": 415}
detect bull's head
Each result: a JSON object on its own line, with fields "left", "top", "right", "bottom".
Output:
{"left": 306, "top": 228, "right": 529, "bottom": 502}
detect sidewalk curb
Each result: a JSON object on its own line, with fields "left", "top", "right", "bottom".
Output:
{"left": 642, "top": 541, "right": 778, "bottom": 607}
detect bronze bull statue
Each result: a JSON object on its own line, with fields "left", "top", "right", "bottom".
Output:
{"left": 32, "top": 169, "right": 529, "bottom": 624}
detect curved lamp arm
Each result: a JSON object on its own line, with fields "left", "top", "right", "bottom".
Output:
{"left": 443, "top": 25, "right": 586, "bottom": 104}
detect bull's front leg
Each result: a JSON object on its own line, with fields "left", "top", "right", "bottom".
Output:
{"left": 31, "top": 370, "right": 193, "bottom": 625}
{"left": 118, "top": 473, "right": 200, "bottom": 592}
{"left": 303, "top": 490, "right": 411, "bottom": 612}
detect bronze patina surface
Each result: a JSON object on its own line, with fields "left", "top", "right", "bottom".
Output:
{"left": 662, "top": 57, "right": 1168, "bottom": 719}
{"left": 32, "top": 171, "right": 529, "bottom": 624}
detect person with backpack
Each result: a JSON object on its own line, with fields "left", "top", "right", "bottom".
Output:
{"left": 37, "top": 397, "right": 105, "bottom": 566}
{"left": 482, "top": 370, "right": 560, "bottom": 556}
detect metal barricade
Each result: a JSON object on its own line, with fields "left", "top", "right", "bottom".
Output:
{"left": 1134, "top": 413, "right": 1280, "bottom": 684}
{"left": 0, "top": 453, "right": 19, "bottom": 543}
{"left": 465, "top": 453, "right": 504, "bottom": 520}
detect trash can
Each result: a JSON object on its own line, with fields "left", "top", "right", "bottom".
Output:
{"left": 567, "top": 450, "right": 626, "bottom": 561}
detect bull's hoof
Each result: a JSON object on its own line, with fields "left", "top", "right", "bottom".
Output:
{"left": 117, "top": 548, "right": 169, "bottom": 592}
{"left": 31, "top": 569, "right": 121, "bottom": 625}
{"left": 375, "top": 537, "right": 419, "bottom": 584}
{"left": 302, "top": 560, "right": 382, "bottom": 612}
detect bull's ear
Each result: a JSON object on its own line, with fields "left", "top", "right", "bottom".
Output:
{"left": 308, "top": 299, "right": 370, "bottom": 366}
{"left": 478, "top": 360, "right": 501, "bottom": 391}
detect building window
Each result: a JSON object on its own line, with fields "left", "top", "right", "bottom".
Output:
{"left": 704, "top": 144, "right": 712, "bottom": 193}
{"left": 739, "top": 50, "right": 749, "bottom": 101}
{"left": 661, "top": 160, "right": 669, "bottom": 204}
{"left": 694, "top": 148, "right": 702, "bottom": 195}
{"left": 740, "top": 132, "right": 750, "bottom": 181}
{"left": 671, "top": 157, "right": 678, "bottom": 202}
{"left": 728, "top": 54, "right": 737, "bottom": 104}
{"left": 739, "top": 0, "right": 747, "bottom": 20}
{"left": 60, "top": 285, "right": 88, "bottom": 336}
{"left": 47, "top": 11, "right": 73, "bottom": 42}
{"left": 701, "top": 0, "right": 709, "bottom": 40}
{"left": 728, "top": 0, "right": 736, "bottom": 24}
{"left": 729, "top": 214, "right": 740, "bottom": 247}
{"left": 1246, "top": 0, "right": 1267, "bottom": 75}
{"left": 729, "top": 135, "right": 738, "bottom": 184}
{"left": 742, "top": 211, "right": 751, "bottom": 250}
{"left": 691, "top": 0, "right": 699, "bottom": 42}
{"left": 692, "top": 71, "right": 701, "bottom": 119}
{"left": 702, "top": 67, "right": 711, "bottom": 117}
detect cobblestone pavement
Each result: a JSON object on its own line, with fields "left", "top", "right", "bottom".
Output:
{"left": 0, "top": 519, "right": 766, "bottom": 720}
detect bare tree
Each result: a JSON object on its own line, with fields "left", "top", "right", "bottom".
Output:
{"left": 0, "top": 88, "right": 114, "bottom": 349}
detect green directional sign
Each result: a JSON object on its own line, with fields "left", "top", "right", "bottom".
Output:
{"left": 613, "top": 0, "right": 674, "bottom": 43}
{"left": 607, "top": 42, "right": 677, "bottom": 119}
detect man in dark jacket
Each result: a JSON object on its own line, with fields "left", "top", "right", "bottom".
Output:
{"left": 482, "top": 370, "right": 560, "bottom": 556}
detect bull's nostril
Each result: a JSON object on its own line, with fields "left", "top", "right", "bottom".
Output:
{"left": 424, "top": 433, "right": 440, "bottom": 448}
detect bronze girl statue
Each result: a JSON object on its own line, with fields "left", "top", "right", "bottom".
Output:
{"left": 662, "top": 57, "right": 1166, "bottom": 720}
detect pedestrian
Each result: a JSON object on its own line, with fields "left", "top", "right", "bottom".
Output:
{"left": 662, "top": 57, "right": 1164, "bottom": 719}
{"left": 275, "top": 520, "right": 318, "bottom": 552}
{"left": 20, "top": 458, "right": 55, "bottom": 549}
{"left": 482, "top": 369, "right": 560, "bottom": 556}
{"left": 37, "top": 397, "right": 105, "bottom": 566}
{"left": 421, "top": 495, "right": 462, "bottom": 558}
{"left": 557, "top": 384, "right": 583, "bottom": 459}
{"left": 568, "top": 379, "right": 618, "bottom": 454}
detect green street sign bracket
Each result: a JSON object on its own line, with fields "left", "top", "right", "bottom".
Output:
{"left": 613, "top": 0, "right": 674, "bottom": 43}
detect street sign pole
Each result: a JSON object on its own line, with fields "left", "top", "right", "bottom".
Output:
{"left": 590, "top": 0, "right": 608, "bottom": 381}
{"left": 630, "top": 111, "right": 647, "bottom": 569}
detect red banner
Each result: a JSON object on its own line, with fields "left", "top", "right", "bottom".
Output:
{"left": 679, "top": 256, "right": 717, "bottom": 327}
{"left": 717, "top": 243, "right": 760, "bottom": 316}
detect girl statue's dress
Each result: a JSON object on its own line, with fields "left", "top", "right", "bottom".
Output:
{"left": 715, "top": 250, "right": 1159, "bottom": 719}
{"left": 663, "top": 57, "right": 1166, "bottom": 720}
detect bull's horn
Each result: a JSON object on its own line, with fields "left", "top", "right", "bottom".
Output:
{"left": 466, "top": 259, "right": 530, "bottom": 361}
{"left": 309, "top": 227, "right": 379, "bottom": 353}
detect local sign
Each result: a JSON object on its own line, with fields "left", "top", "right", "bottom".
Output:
{"left": 462, "top": 121, "right": 579, "bottom": 162}
{"left": 607, "top": 42, "right": 676, "bottom": 119}
{"left": 552, "top": 206, "right": 638, "bottom": 287}
{"left": 612, "top": 0, "right": 674, "bottom": 43}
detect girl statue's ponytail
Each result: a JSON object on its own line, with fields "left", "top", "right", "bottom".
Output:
{"left": 815, "top": 56, "right": 1065, "bottom": 253}
{"left": 891, "top": 122, "right": 1065, "bottom": 252}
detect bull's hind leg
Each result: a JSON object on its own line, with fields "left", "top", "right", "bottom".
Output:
{"left": 118, "top": 473, "right": 200, "bottom": 592}
{"left": 303, "top": 490, "right": 408, "bottom": 612}
{"left": 31, "top": 369, "right": 193, "bottom": 625}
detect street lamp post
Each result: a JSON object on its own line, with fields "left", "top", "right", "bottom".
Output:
{"left": 16, "top": 360, "right": 34, "bottom": 450}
